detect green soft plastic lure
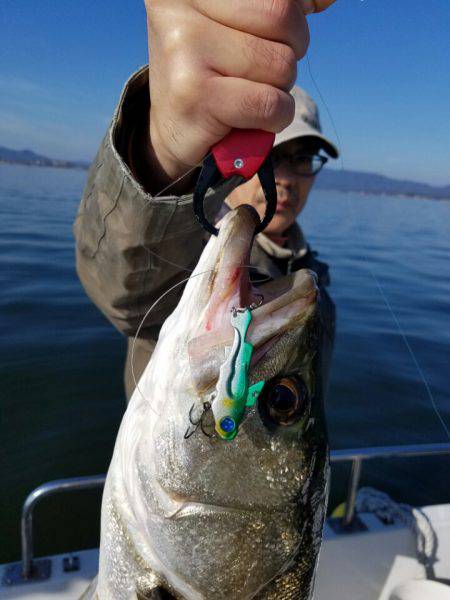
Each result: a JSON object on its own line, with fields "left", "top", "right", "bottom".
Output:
{"left": 211, "top": 307, "right": 265, "bottom": 440}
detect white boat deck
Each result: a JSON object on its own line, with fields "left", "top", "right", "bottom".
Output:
{"left": 316, "top": 504, "right": 450, "bottom": 600}
{"left": 2, "top": 504, "right": 449, "bottom": 599}
{"left": 0, "top": 548, "right": 98, "bottom": 599}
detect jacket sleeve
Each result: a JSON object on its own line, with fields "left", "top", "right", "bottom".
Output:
{"left": 73, "top": 66, "right": 237, "bottom": 340}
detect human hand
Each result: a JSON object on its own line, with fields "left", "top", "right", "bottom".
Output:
{"left": 144, "top": 0, "right": 337, "bottom": 192}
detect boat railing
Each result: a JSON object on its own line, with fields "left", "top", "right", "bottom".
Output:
{"left": 3, "top": 442, "right": 450, "bottom": 586}
{"left": 331, "top": 442, "right": 450, "bottom": 528}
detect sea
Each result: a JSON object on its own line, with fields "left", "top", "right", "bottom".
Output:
{"left": 1, "top": 163, "right": 449, "bottom": 564}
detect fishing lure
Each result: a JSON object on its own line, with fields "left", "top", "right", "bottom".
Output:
{"left": 184, "top": 305, "right": 266, "bottom": 441}
{"left": 211, "top": 306, "right": 265, "bottom": 440}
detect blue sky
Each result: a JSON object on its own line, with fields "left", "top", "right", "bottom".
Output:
{"left": 1, "top": 0, "right": 449, "bottom": 184}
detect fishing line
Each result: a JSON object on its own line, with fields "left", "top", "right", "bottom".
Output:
{"left": 142, "top": 244, "right": 194, "bottom": 273}
{"left": 371, "top": 273, "right": 450, "bottom": 439}
{"left": 348, "top": 200, "right": 450, "bottom": 439}
{"left": 306, "top": 52, "right": 344, "bottom": 171}
{"left": 341, "top": 160, "right": 449, "bottom": 439}
{"left": 306, "top": 50, "right": 450, "bottom": 439}
{"left": 152, "top": 156, "right": 206, "bottom": 199}
{"left": 131, "top": 263, "right": 272, "bottom": 415}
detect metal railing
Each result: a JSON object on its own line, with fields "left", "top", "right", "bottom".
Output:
{"left": 9, "top": 442, "right": 450, "bottom": 584}
{"left": 331, "top": 442, "right": 450, "bottom": 528}
{"left": 20, "top": 475, "right": 106, "bottom": 581}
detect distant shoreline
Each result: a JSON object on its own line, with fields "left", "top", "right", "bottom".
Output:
{"left": 314, "top": 186, "right": 450, "bottom": 202}
{"left": 0, "top": 158, "right": 88, "bottom": 170}
{"left": 1, "top": 155, "right": 449, "bottom": 202}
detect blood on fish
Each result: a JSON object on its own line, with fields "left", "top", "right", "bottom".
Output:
{"left": 229, "top": 267, "right": 240, "bottom": 284}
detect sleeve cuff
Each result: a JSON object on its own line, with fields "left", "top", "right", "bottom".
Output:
{"left": 81, "top": 66, "right": 237, "bottom": 245}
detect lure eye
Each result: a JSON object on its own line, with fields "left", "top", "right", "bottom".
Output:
{"left": 258, "top": 376, "right": 308, "bottom": 428}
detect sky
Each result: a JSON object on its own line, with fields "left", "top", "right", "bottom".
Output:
{"left": 0, "top": 0, "right": 449, "bottom": 185}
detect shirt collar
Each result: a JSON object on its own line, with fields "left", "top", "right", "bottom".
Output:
{"left": 255, "top": 222, "right": 309, "bottom": 259}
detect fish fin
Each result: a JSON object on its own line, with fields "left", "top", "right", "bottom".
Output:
{"left": 246, "top": 380, "right": 265, "bottom": 407}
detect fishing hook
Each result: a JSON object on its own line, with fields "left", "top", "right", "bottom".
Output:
{"left": 184, "top": 400, "right": 215, "bottom": 440}
{"left": 230, "top": 294, "right": 264, "bottom": 318}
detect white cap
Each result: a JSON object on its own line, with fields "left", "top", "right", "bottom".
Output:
{"left": 274, "top": 85, "right": 339, "bottom": 158}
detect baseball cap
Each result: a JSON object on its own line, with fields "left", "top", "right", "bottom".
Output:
{"left": 274, "top": 85, "right": 339, "bottom": 159}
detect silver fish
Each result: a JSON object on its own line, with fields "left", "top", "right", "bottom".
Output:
{"left": 90, "top": 205, "right": 329, "bottom": 600}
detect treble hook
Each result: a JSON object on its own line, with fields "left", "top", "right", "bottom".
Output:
{"left": 184, "top": 400, "right": 215, "bottom": 439}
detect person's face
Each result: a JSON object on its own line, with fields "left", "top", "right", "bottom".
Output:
{"left": 226, "top": 139, "right": 317, "bottom": 238}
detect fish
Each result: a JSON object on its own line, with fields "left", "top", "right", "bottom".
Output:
{"left": 89, "top": 205, "right": 329, "bottom": 600}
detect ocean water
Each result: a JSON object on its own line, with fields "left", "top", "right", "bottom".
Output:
{"left": 1, "top": 163, "right": 449, "bottom": 563}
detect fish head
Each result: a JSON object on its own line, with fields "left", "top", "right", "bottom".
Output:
{"left": 133, "top": 205, "right": 328, "bottom": 597}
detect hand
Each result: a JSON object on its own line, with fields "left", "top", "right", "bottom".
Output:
{"left": 143, "top": 0, "right": 337, "bottom": 193}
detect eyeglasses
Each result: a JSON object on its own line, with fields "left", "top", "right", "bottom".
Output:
{"left": 271, "top": 151, "right": 328, "bottom": 177}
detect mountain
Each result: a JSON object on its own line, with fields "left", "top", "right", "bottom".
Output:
{"left": 316, "top": 168, "right": 450, "bottom": 200}
{"left": 1, "top": 144, "right": 448, "bottom": 200}
{"left": 0, "top": 146, "right": 88, "bottom": 170}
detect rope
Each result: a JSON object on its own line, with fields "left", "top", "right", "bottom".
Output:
{"left": 355, "top": 487, "right": 439, "bottom": 578}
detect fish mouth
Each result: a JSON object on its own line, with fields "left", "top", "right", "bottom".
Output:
{"left": 188, "top": 205, "right": 318, "bottom": 391}
{"left": 201, "top": 204, "right": 261, "bottom": 333}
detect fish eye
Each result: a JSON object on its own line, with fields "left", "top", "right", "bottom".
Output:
{"left": 258, "top": 376, "right": 308, "bottom": 428}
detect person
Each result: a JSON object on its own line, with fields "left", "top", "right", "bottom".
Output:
{"left": 73, "top": 0, "right": 338, "bottom": 402}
